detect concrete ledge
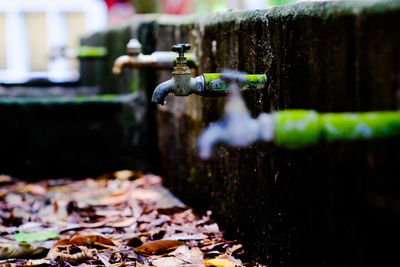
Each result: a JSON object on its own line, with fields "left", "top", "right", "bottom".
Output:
{"left": 0, "top": 91, "right": 150, "bottom": 179}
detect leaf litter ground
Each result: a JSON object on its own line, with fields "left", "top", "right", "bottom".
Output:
{"left": 0, "top": 171, "right": 247, "bottom": 266}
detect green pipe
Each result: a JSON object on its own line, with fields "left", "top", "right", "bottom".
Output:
{"left": 275, "top": 110, "right": 400, "bottom": 148}
{"left": 202, "top": 73, "right": 267, "bottom": 95}
{"left": 77, "top": 46, "right": 108, "bottom": 59}
{"left": 151, "top": 73, "right": 267, "bottom": 104}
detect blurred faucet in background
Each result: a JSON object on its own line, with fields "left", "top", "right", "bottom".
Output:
{"left": 112, "top": 39, "right": 197, "bottom": 75}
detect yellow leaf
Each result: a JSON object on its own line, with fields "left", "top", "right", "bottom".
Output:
{"left": 26, "top": 259, "right": 51, "bottom": 266}
{"left": 204, "top": 258, "right": 240, "bottom": 267}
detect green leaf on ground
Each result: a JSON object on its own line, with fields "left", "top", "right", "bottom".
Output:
{"left": 14, "top": 230, "right": 59, "bottom": 243}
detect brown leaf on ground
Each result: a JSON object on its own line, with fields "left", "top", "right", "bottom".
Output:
{"left": 226, "top": 244, "right": 243, "bottom": 256}
{"left": 157, "top": 206, "right": 191, "bottom": 215}
{"left": 47, "top": 245, "right": 97, "bottom": 264}
{"left": 48, "top": 234, "right": 116, "bottom": 261}
{"left": 69, "top": 234, "right": 115, "bottom": 247}
{"left": 19, "top": 183, "right": 47, "bottom": 196}
{"left": 0, "top": 243, "right": 48, "bottom": 260}
{"left": 1, "top": 209, "right": 23, "bottom": 227}
{"left": 0, "top": 171, "right": 247, "bottom": 266}
{"left": 110, "top": 216, "right": 137, "bottom": 228}
{"left": 135, "top": 240, "right": 185, "bottom": 256}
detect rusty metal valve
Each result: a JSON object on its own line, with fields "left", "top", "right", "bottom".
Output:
{"left": 171, "top": 43, "right": 192, "bottom": 76}
{"left": 171, "top": 43, "right": 191, "bottom": 59}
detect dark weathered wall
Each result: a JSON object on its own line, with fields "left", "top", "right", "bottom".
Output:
{"left": 154, "top": 1, "right": 400, "bottom": 266}
{"left": 80, "top": 1, "right": 400, "bottom": 265}
{"left": 0, "top": 95, "right": 150, "bottom": 179}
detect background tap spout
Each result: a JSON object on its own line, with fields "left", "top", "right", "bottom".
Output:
{"left": 112, "top": 55, "right": 134, "bottom": 75}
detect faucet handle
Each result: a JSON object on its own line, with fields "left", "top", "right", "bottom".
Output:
{"left": 171, "top": 43, "right": 191, "bottom": 58}
{"left": 126, "top": 39, "right": 142, "bottom": 56}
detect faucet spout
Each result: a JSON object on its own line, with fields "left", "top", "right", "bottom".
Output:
{"left": 197, "top": 122, "right": 226, "bottom": 159}
{"left": 151, "top": 79, "right": 175, "bottom": 104}
{"left": 151, "top": 76, "right": 204, "bottom": 104}
{"left": 112, "top": 55, "right": 134, "bottom": 75}
{"left": 197, "top": 79, "right": 274, "bottom": 159}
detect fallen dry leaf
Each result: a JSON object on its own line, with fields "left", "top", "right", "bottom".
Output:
{"left": 96, "top": 191, "right": 130, "bottom": 206}
{"left": 135, "top": 240, "right": 185, "bottom": 256}
{"left": 111, "top": 217, "right": 137, "bottom": 228}
{"left": 170, "top": 245, "right": 204, "bottom": 265}
{"left": 215, "top": 254, "right": 242, "bottom": 265}
{"left": 205, "top": 258, "right": 240, "bottom": 267}
{"left": 226, "top": 244, "right": 242, "bottom": 255}
{"left": 98, "top": 170, "right": 141, "bottom": 181}
{"left": 69, "top": 234, "right": 115, "bottom": 248}
{"left": 19, "top": 184, "right": 47, "bottom": 196}
{"left": 157, "top": 206, "right": 190, "bottom": 215}
{"left": 48, "top": 245, "right": 97, "bottom": 264}
{"left": 151, "top": 256, "right": 185, "bottom": 266}
{"left": 130, "top": 189, "right": 161, "bottom": 201}
{"left": 0, "top": 243, "right": 48, "bottom": 259}
{"left": 168, "top": 233, "right": 209, "bottom": 241}
{"left": 1, "top": 210, "right": 23, "bottom": 227}
{"left": 0, "top": 175, "right": 12, "bottom": 184}
{"left": 25, "top": 258, "right": 51, "bottom": 266}
{"left": 0, "top": 171, "right": 246, "bottom": 266}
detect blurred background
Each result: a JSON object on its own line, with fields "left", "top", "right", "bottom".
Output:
{"left": 0, "top": 0, "right": 298, "bottom": 85}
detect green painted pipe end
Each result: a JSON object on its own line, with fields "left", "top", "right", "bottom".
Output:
{"left": 274, "top": 110, "right": 321, "bottom": 148}
{"left": 77, "top": 46, "right": 108, "bottom": 59}
{"left": 321, "top": 111, "right": 400, "bottom": 141}
{"left": 274, "top": 110, "right": 400, "bottom": 148}
{"left": 203, "top": 73, "right": 267, "bottom": 93}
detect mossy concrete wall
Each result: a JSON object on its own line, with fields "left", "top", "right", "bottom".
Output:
{"left": 0, "top": 94, "right": 151, "bottom": 179}
{"left": 82, "top": 1, "right": 400, "bottom": 265}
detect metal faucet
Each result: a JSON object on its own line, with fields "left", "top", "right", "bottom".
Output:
{"left": 151, "top": 43, "right": 267, "bottom": 105}
{"left": 197, "top": 71, "right": 400, "bottom": 159}
{"left": 197, "top": 72, "right": 274, "bottom": 159}
{"left": 112, "top": 39, "right": 196, "bottom": 75}
{"left": 151, "top": 43, "right": 204, "bottom": 104}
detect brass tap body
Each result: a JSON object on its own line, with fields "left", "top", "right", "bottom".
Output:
{"left": 170, "top": 44, "right": 193, "bottom": 96}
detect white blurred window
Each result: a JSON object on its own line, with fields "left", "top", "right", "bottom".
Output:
{"left": 0, "top": 0, "right": 107, "bottom": 84}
